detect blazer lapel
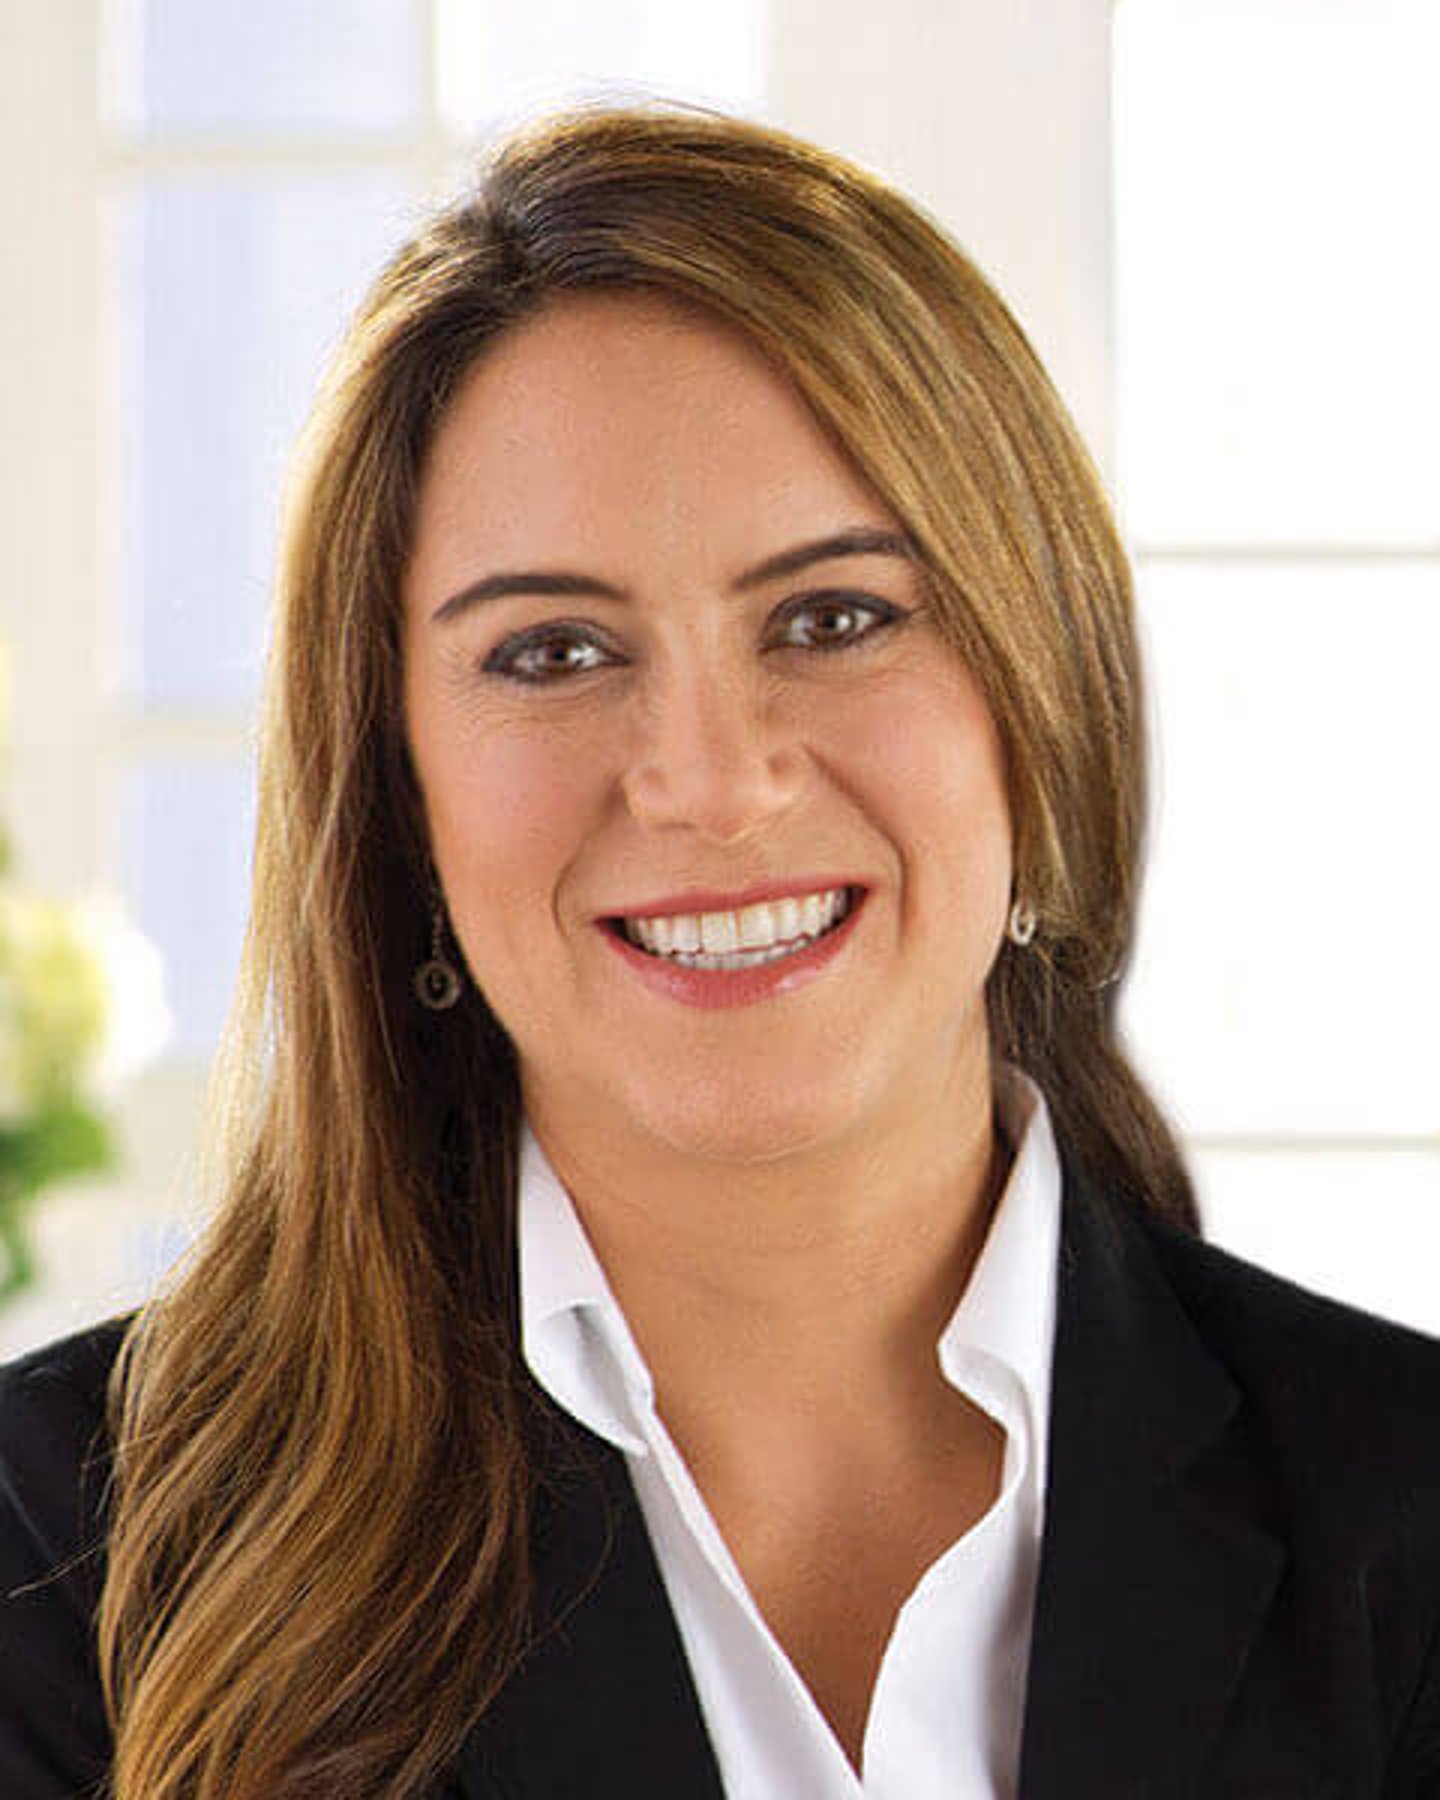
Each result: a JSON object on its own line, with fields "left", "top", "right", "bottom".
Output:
{"left": 450, "top": 1408, "right": 725, "bottom": 1800}
{"left": 1018, "top": 1180, "right": 1285, "bottom": 1800}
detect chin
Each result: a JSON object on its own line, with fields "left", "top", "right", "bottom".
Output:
{"left": 619, "top": 1061, "right": 877, "bottom": 1169}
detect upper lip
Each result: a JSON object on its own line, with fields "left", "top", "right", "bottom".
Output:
{"left": 601, "top": 878, "right": 866, "bottom": 921}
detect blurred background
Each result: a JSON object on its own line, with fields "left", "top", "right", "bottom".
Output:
{"left": 1, "top": 0, "right": 1436, "bottom": 1355}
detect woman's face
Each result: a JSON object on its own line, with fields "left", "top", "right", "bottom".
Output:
{"left": 402, "top": 290, "right": 1014, "bottom": 1168}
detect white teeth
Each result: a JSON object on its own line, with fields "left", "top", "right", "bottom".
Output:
{"left": 736, "top": 901, "right": 781, "bottom": 948}
{"left": 673, "top": 942, "right": 800, "bottom": 971}
{"left": 699, "top": 910, "right": 740, "bottom": 954}
{"left": 621, "top": 887, "right": 855, "bottom": 962}
{"left": 799, "top": 892, "right": 836, "bottom": 938}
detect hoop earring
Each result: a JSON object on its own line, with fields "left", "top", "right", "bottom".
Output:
{"left": 1006, "top": 897, "right": 1038, "bottom": 948}
{"left": 415, "top": 896, "right": 463, "bottom": 1010}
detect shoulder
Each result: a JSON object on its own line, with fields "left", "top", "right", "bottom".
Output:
{"left": 1133, "top": 1214, "right": 1440, "bottom": 1784}
{"left": 0, "top": 1314, "right": 128, "bottom": 1562}
{"left": 0, "top": 1313, "right": 130, "bottom": 1461}
{"left": 0, "top": 1316, "right": 129, "bottom": 1795}
{"left": 1138, "top": 1207, "right": 1440, "bottom": 1415}
{"left": 1133, "top": 1207, "right": 1440, "bottom": 1530}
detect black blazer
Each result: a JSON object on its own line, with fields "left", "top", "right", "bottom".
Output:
{"left": 4, "top": 1173, "right": 1440, "bottom": 1798}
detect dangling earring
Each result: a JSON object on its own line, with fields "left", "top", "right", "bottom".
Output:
{"left": 1006, "top": 897, "right": 1038, "bottom": 948}
{"left": 415, "top": 894, "right": 463, "bottom": 1010}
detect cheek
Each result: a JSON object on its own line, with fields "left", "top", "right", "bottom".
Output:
{"left": 411, "top": 713, "right": 599, "bottom": 948}
{"left": 831, "top": 672, "right": 1014, "bottom": 915}
{"left": 835, "top": 668, "right": 1012, "bottom": 825}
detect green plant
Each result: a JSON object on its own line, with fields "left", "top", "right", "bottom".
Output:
{"left": 0, "top": 856, "right": 116, "bottom": 1299}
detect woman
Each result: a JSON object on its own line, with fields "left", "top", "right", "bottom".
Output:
{"left": 2, "top": 105, "right": 1438, "bottom": 1800}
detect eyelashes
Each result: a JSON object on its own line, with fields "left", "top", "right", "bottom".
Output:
{"left": 770, "top": 591, "right": 908, "bottom": 652}
{"left": 480, "top": 591, "right": 912, "bottom": 686}
{"left": 481, "top": 623, "right": 612, "bottom": 684}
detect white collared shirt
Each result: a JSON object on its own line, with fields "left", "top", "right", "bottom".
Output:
{"left": 519, "top": 1063, "right": 1062, "bottom": 1800}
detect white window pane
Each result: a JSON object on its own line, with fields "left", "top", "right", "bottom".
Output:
{"left": 112, "top": 170, "right": 417, "bottom": 710}
{"left": 1193, "top": 1146, "right": 1440, "bottom": 1337}
{"left": 436, "top": 0, "right": 769, "bottom": 132}
{"left": 1119, "top": 557, "right": 1440, "bottom": 1138}
{"left": 118, "top": 760, "right": 255, "bottom": 1060}
{"left": 104, "top": 0, "right": 426, "bottom": 137}
{"left": 1114, "top": 0, "right": 1440, "bottom": 545}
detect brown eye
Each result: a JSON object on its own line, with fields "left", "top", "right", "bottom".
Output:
{"left": 482, "top": 623, "right": 619, "bottom": 685}
{"left": 770, "top": 591, "right": 906, "bottom": 652}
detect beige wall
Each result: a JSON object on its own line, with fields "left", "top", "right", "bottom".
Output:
{"left": 768, "top": 0, "right": 1114, "bottom": 471}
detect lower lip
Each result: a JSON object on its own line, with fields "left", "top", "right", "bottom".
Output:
{"left": 598, "top": 892, "right": 867, "bottom": 1010}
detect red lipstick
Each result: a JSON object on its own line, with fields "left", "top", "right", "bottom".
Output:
{"left": 600, "top": 877, "right": 863, "bottom": 922}
{"left": 597, "top": 887, "right": 867, "bottom": 1010}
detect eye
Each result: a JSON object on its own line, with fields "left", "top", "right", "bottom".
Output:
{"left": 768, "top": 590, "right": 908, "bottom": 653}
{"left": 481, "top": 621, "right": 620, "bottom": 685}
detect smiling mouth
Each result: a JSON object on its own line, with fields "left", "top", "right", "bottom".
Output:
{"left": 607, "top": 885, "right": 861, "bottom": 971}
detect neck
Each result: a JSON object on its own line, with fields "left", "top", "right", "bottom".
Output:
{"left": 524, "top": 1053, "right": 1013, "bottom": 1471}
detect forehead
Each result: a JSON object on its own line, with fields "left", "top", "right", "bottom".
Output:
{"left": 406, "top": 290, "right": 895, "bottom": 587}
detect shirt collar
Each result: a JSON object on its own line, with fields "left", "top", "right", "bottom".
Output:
{"left": 519, "top": 1062, "right": 1062, "bottom": 1463}
{"left": 519, "top": 1123, "right": 654, "bottom": 1454}
{"left": 936, "top": 1061, "right": 1061, "bottom": 1492}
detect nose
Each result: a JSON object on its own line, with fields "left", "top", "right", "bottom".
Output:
{"left": 620, "top": 662, "right": 806, "bottom": 842}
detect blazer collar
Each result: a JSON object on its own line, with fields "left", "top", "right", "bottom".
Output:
{"left": 1016, "top": 1173, "right": 1285, "bottom": 1799}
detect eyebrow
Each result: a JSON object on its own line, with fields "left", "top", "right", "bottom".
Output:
{"left": 429, "top": 526, "right": 917, "bottom": 625}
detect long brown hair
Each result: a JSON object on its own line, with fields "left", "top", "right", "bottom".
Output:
{"left": 99, "top": 103, "right": 1197, "bottom": 1799}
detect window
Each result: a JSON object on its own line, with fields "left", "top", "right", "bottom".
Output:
{"left": 1114, "top": 0, "right": 1440, "bottom": 1326}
